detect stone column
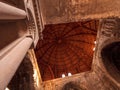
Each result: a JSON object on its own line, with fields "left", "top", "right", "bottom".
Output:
{"left": 0, "top": 36, "right": 33, "bottom": 90}
{"left": 0, "top": 2, "right": 26, "bottom": 20}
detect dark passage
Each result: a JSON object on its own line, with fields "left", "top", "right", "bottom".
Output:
{"left": 101, "top": 42, "right": 120, "bottom": 82}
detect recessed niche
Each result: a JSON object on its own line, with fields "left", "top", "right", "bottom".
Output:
{"left": 62, "top": 82, "right": 83, "bottom": 90}
{"left": 101, "top": 42, "right": 120, "bottom": 83}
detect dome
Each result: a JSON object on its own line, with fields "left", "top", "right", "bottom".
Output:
{"left": 35, "top": 20, "right": 98, "bottom": 81}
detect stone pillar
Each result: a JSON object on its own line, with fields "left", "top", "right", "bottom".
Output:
{"left": 0, "top": 36, "right": 33, "bottom": 90}
{"left": 0, "top": 2, "right": 26, "bottom": 20}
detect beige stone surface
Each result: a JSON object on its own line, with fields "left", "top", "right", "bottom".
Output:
{"left": 42, "top": 70, "right": 119, "bottom": 90}
{"left": 0, "top": 2, "right": 26, "bottom": 20}
{"left": 92, "top": 18, "right": 120, "bottom": 86}
{"left": 40, "top": 0, "right": 120, "bottom": 24}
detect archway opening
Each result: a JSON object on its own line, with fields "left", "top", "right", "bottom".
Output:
{"left": 101, "top": 42, "right": 120, "bottom": 82}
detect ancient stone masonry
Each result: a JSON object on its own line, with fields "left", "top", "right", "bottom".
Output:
{"left": 42, "top": 70, "right": 120, "bottom": 90}
{"left": 27, "top": 10, "right": 36, "bottom": 40}
{"left": 95, "top": 18, "right": 120, "bottom": 54}
{"left": 40, "top": 0, "right": 120, "bottom": 24}
{"left": 32, "top": 0, "right": 44, "bottom": 35}
{"left": 92, "top": 18, "right": 120, "bottom": 89}
{"left": 101, "top": 18, "right": 120, "bottom": 38}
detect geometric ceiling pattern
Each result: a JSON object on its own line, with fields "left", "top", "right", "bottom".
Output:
{"left": 35, "top": 20, "right": 99, "bottom": 81}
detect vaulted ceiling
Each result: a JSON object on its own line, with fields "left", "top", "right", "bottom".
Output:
{"left": 35, "top": 20, "right": 99, "bottom": 81}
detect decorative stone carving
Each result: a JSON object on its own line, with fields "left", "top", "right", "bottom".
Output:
{"left": 101, "top": 18, "right": 120, "bottom": 38}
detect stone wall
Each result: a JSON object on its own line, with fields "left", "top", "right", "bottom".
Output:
{"left": 42, "top": 69, "right": 119, "bottom": 90}
{"left": 39, "top": 0, "right": 120, "bottom": 24}
{"left": 92, "top": 18, "right": 120, "bottom": 85}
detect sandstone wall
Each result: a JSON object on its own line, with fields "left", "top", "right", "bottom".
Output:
{"left": 40, "top": 0, "right": 120, "bottom": 24}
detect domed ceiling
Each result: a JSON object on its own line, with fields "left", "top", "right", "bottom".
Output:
{"left": 35, "top": 20, "right": 99, "bottom": 81}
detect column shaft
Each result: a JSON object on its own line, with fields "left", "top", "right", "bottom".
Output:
{"left": 0, "top": 2, "right": 26, "bottom": 20}
{"left": 0, "top": 37, "right": 33, "bottom": 90}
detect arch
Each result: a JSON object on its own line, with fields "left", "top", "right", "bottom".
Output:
{"left": 62, "top": 81, "right": 83, "bottom": 90}
{"left": 101, "top": 41, "right": 120, "bottom": 83}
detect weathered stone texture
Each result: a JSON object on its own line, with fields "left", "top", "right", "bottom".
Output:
{"left": 42, "top": 69, "right": 119, "bottom": 90}
{"left": 40, "top": 0, "right": 120, "bottom": 24}
{"left": 92, "top": 18, "right": 120, "bottom": 88}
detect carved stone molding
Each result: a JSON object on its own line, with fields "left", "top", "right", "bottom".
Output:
{"left": 101, "top": 18, "right": 120, "bottom": 38}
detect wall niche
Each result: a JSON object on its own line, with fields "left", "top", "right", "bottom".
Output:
{"left": 101, "top": 41, "right": 120, "bottom": 83}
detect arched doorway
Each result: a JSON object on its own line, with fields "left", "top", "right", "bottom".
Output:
{"left": 101, "top": 41, "right": 120, "bottom": 83}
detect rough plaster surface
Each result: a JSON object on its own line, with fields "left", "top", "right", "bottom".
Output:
{"left": 40, "top": 0, "right": 120, "bottom": 24}
{"left": 42, "top": 69, "right": 119, "bottom": 90}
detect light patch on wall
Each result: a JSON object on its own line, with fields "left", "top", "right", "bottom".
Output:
{"left": 93, "top": 47, "right": 95, "bottom": 51}
{"left": 71, "top": 0, "right": 90, "bottom": 5}
{"left": 33, "top": 69, "right": 39, "bottom": 87}
{"left": 62, "top": 74, "right": 65, "bottom": 78}
{"left": 94, "top": 41, "right": 96, "bottom": 44}
{"left": 5, "top": 87, "right": 10, "bottom": 90}
{"left": 68, "top": 73, "right": 72, "bottom": 76}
